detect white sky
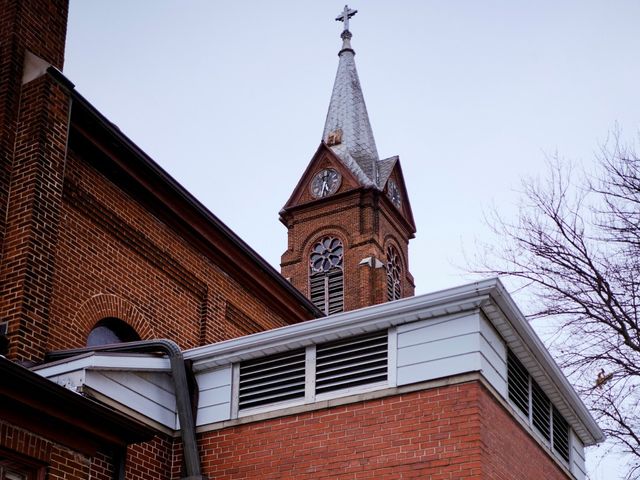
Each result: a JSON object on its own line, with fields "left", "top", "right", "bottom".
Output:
{"left": 64, "top": 2, "right": 640, "bottom": 478}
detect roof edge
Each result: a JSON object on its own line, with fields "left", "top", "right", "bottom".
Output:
{"left": 46, "top": 68, "right": 321, "bottom": 321}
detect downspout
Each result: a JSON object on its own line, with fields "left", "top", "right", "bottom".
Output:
{"left": 46, "top": 339, "right": 205, "bottom": 480}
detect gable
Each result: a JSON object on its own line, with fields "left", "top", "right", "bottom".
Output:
{"left": 281, "top": 142, "right": 365, "bottom": 212}
{"left": 381, "top": 159, "right": 416, "bottom": 233}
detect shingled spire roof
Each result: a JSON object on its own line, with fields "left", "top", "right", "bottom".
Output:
{"left": 322, "top": 8, "right": 379, "bottom": 187}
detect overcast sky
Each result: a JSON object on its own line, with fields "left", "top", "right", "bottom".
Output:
{"left": 64, "top": 2, "right": 640, "bottom": 477}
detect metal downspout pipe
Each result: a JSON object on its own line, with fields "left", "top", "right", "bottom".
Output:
{"left": 46, "top": 339, "right": 205, "bottom": 480}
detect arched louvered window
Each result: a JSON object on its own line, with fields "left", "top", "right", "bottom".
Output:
{"left": 309, "top": 237, "right": 344, "bottom": 315}
{"left": 386, "top": 246, "right": 402, "bottom": 301}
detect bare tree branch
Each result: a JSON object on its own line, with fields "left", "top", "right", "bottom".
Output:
{"left": 474, "top": 137, "right": 640, "bottom": 478}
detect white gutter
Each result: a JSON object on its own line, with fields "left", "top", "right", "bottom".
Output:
{"left": 185, "top": 280, "right": 491, "bottom": 368}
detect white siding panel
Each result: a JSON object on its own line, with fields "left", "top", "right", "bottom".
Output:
{"left": 138, "top": 371, "right": 174, "bottom": 392}
{"left": 103, "top": 371, "right": 176, "bottom": 409}
{"left": 199, "top": 384, "right": 232, "bottom": 409}
{"left": 478, "top": 335, "right": 505, "bottom": 377}
{"left": 85, "top": 371, "right": 176, "bottom": 429}
{"left": 571, "top": 430, "right": 587, "bottom": 480}
{"left": 198, "top": 403, "right": 231, "bottom": 425}
{"left": 397, "top": 352, "right": 482, "bottom": 385}
{"left": 478, "top": 327, "right": 507, "bottom": 397}
{"left": 396, "top": 313, "right": 484, "bottom": 386}
{"left": 396, "top": 312, "right": 507, "bottom": 393}
{"left": 397, "top": 333, "right": 480, "bottom": 367}
{"left": 479, "top": 314, "right": 507, "bottom": 362}
{"left": 197, "top": 366, "right": 232, "bottom": 426}
{"left": 479, "top": 354, "right": 506, "bottom": 396}
{"left": 197, "top": 365, "right": 231, "bottom": 390}
{"left": 397, "top": 312, "right": 480, "bottom": 348}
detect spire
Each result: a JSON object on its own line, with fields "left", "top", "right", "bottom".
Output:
{"left": 322, "top": 5, "right": 379, "bottom": 186}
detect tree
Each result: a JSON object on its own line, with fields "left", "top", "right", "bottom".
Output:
{"left": 477, "top": 137, "right": 640, "bottom": 478}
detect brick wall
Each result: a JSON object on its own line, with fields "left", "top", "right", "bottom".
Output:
{"left": 195, "top": 381, "right": 570, "bottom": 480}
{"left": 0, "top": 73, "right": 71, "bottom": 362}
{"left": 0, "top": 0, "right": 68, "bottom": 261}
{"left": 0, "top": 421, "right": 178, "bottom": 480}
{"left": 479, "top": 382, "right": 569, "bottom": 479}
{"left": 282, "top": 188, "right": 414, "bottom": 312}
{"left": 125, "top": 436, "right": 174, "bottom": 480}
{"left": 42, "top": 148, "right": 294, "bottom": 354}
{"left": 0, "top": 420, "right": 91, "bottom": 479}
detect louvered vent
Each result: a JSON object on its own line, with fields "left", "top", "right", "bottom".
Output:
{"left": 553, "top": 406, "right": 570, "bottom": 462}
{"left": 386, "top": 274, "right": 401, "bottom": 301}
{"left": 310, "top": 273, "right": 325, "bottom": 311}
{"left": 507, "top": 350, "right": 529, "bottom": 416}
{"left": 310, "top": 270, "right": 344, "bottom": 315}
{"left": 316, "top": 331, "right": 388, "bottom": 395}
{"left": 531, "top": 379, "right": 551, "bottom": 440}
{"left": 238, "top": 349, "right": 306, "bottom": 410}
{"left": 327, "top": 270, "right": 344, "bottom": 314}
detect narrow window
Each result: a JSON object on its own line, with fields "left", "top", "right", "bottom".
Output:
{"left": 309, "top": 237, "right": 344, "bottom": 314}
{"left": 386, "top": 246, "right": 402, "bottom": 301}
{"left": 87, "top": 317, "right": 140, "bottom": 347}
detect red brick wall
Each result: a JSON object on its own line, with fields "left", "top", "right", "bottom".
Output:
{"left": 479, "top": 383, "right": 569, "bottom": 480}
{"left": 195, "top": 381, "right": 570, "bottom": 480}
{"left": 0, "top": 421, "right": 178, "bottom": 480}
{"left": 0, "top": 0, "right": 68, "bottom": 259}
{"left": 125, "top": 436, "right": 174, "bottom": 480}
{"left": 42, "top": 149, "right": 294, "bottom": 353}
{"left": 0, "top": 73, "right": 71, "bottom": 362}
{"left": 0, "top": 420, "right": 91, "bottom": 479}
{"left": 89, "top": 451, "right": 114, "bottom": 480}
{"left": 281, "top": 188, "right": 414, "bottom": 312}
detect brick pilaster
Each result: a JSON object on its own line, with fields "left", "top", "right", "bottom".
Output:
{"left": 0, "top": 73, "right": 71, "bottom": 362}
{"left": 0, "top": 0, "right": 69, "bottom": 249}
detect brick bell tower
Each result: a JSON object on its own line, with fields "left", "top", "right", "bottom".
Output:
{"left": 280, "top": 6, "right": 416, "bottom": 315}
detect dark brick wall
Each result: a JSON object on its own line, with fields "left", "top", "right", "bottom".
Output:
{"left": 1, "top": 420, "right": 91, "bottom": 480}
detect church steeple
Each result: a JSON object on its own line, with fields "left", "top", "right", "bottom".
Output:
{"left": 322, "top": 6, "right": 379, "bottom": 186}
{"left": 281, "top": 6, "right": 416, "bottom": 314}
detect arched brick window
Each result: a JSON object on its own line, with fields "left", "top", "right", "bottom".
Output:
{"left": 386, "top": 245, "right": 402, "bottom": 301}
{"left": 86, "top": 317, "right": 141, "bottom": 347}
{"left": 309, "top": 237, "right": 344, "bottom": 315}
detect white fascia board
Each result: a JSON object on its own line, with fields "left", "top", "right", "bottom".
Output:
{"left": 186, "top": 280, "right": 495, "bottom": 370}
{"left": 33, "top": 352, "right": 171, "bottom": 378}
{"left": 487, "top": 281, "right": 605, "bottom": 445}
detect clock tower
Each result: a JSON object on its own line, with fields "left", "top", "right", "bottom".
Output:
{"left": 280, "top": 6, "right": 416, "bottom": 314}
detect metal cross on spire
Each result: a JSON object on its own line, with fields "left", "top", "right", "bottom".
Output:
{"left": 335, "top": 5, "right": 358, "bottom": 33}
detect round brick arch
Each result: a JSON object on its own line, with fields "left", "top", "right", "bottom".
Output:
{"left": 73, "top": 294, "right": 155, "bottom": 343}
{"left": 383, "top": 234, "right": 408, "bottom": 268}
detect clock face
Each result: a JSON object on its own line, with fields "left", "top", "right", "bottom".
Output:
{"left": 310, "top": 168, "right": 341, "bottom": 198}
{"left": 387, "top": 179, "right": 402, "bottom": 209}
